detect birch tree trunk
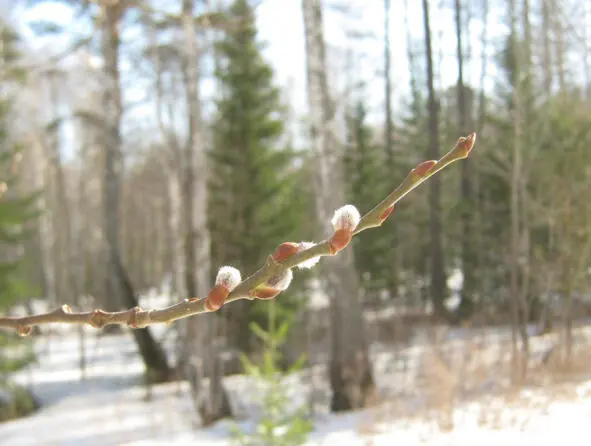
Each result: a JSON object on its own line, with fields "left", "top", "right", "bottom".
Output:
{"left": 180, "top": 0, "right": 231, "bottom": 424}
{"left": 302, "top": 0, "right": 376, "bottom": 412}
{"left": 31, "top": 136, "right": 57, "bottom": 311}
{"left": 99, "top": 0, "right": 171, "bottom": 383}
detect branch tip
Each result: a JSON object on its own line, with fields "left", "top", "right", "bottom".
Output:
{"left": 455, "top": 132, "right": 477, "bottom": 158}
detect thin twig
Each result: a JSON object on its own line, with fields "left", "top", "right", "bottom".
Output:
{"left": 0, "top": 133, "right": 476, "bottom": 336}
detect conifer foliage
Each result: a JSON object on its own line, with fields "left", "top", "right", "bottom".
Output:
{"left": 0, "top": 20, "right": 38, "bottom": 420}
{"left": 230, "top": 303, "right": 312, "bottom": 446}
{"left": 209, "top": 0, "right": 305, "bottom": 351}
{"left": 344, "top": 100, "right": 392, "bottom": 294}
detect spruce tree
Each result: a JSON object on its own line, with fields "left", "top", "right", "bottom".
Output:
{"left": 230, "top": 303, "right": 312, "bottom": 446}
{"left": 343, "top": 100, "right": 391, "bottom": 295}
{"left": 0, "top": 20, "right": 39, "bottom": 420}
{"left": 209, "top": 0, "right": 306, "bottom": 353}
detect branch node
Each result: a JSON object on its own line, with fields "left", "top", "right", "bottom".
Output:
{"left": 89, "top": 309, "right": 107, "bottom": 328}
{"left": 128, "top": 306, "right": 142, "bottom": 328}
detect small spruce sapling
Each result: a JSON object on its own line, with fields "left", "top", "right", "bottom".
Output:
{"left": 231, "top": 302, "right": 312, "bottom": 445}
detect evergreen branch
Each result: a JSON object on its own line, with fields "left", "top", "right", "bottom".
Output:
{"left": 0, "top": 133, "right": 476, "bottom": 336}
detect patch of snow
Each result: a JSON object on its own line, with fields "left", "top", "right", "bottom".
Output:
{"left": 3, "top": 293, "right": 591, "bottom": 445}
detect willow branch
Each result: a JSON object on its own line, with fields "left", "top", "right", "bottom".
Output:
{"left": 0, "top": 133, "right": 476, "bottom": 336}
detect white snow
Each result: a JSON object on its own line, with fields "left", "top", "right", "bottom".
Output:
{"left": 3, "top": 295, "right": 591, "bottom": 445}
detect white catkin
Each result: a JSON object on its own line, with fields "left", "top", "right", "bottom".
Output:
{"left": 215, "top": 266, "right": 242, "bottom": 291}
{"left": 331, "top": 204, "right": 361, "bottom": 231}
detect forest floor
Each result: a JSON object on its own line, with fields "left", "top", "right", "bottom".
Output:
{"left": 2, "top": 295, "right": 591, "bottom": 445}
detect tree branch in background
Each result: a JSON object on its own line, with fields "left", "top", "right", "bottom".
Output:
{"left": 0, "top": 133, "right": 476, "bottom": 336}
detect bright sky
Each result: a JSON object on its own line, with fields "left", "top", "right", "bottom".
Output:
{"left": 7, "top": 0, "right": 501, "bottom": 150}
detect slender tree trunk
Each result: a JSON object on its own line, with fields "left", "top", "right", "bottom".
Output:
{"left": 384, "top": 0, "right": 399, "bottom": 299}
{"left": 550, "top": 0, "right": 566, "bottom": 92}
{"left": 302, "top": 0, "right": 376, "bottom": 412}
{"left": 476, "top": 0, "right": 489, "bottom": 134}
{"left": 584, "top": 2, "right": 590, "bottom": 102}
{"left": 454, "top": 0, "right": 474, "bottom": 321}
{"left": 508, "top": 0, "right": 530, "bottom": 383}
{"left": 422, "top": 0, "right": 454, "bottom": 324}
{"left": 149, "top": 14, "right": 187, "bottom": 302}
{"left": 32, "top": 136, "right": 57, "bottom": 310}
{"left": 100, "top": 1, "right": 171, "bottom": 383}
{"left": 180, "top": 0, "right": 231, "bottom": 424}
{"left": 541, "top": 0, "right": 553, "bottom": 93}
{"left": 43, "top": 70, "right": 74, "bottom": 309}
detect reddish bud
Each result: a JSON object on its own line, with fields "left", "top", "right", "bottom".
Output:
{"left": 250, "top": 269, "right": 293, "bottom": 300}
{"left": 205, "top": 284, "right": 229, "bottom": 311}
{"left": 250, "top": 287, "right": 281, "bottom": 300}
{"left": 273, "top": 242, "right": 300, "bottom": 262}
{"left": 329, "top": 228, "right": 353, "bottom": 254}
{"left": 412, "top": 160, "right": 437, "bottom": 178}
{"left": 380, "top": 205, "right": 395, "bottom": 221}
{"left": 456, "top": 132, "right": 476, "bottom": 158}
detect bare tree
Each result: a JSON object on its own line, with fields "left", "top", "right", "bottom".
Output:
{"left": 301, "top": 0, "right": 376, "bottom": 411}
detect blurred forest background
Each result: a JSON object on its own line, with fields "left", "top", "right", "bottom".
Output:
{"left": 1, "top": 0, "right": 591, "bottom": 434}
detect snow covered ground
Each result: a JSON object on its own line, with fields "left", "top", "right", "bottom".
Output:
{"left": 2, "top": 298, "right": 591, "bottom": 445}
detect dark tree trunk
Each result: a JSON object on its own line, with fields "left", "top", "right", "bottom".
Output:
{"left": 455, "top": 0, "right": 475, "bottom": 321}
{"left": 384, "top": 0, "right": 399, "bottom": 299}
{"left": 422, "top": 0, "right": 455, "bottom": 324}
